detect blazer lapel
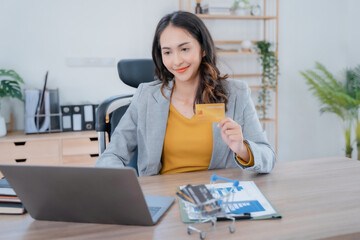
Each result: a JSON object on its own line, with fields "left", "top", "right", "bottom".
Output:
{"left": 144, "top": 82, "right": 172, "bottom": 174}
{"left": 209, "top": 92, "right": 237, "bottom": 169}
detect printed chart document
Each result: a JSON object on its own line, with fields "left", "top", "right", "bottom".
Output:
{"left": 179, "top": 181, "right": 281, "bottom": 223}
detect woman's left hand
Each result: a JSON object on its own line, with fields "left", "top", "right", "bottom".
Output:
{"left": 217, "top": 117, "right": 249, "bottom": 161}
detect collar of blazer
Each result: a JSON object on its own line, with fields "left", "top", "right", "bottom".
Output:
{"left": 143, "top": 80, "right": 171, "bottom": 175}
{"left": 151, "top": 80, "right": 237, "bottom": 106}
{"left": 151, "top": 80, "right": 173, "bottom": 104}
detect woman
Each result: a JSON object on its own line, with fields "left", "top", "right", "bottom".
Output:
{"left": 95, "top": 11, "right": 276, "bottom": 176}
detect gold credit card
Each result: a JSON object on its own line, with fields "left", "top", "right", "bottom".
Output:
{"left": 195, "top": 103, "right": 225, "bottom": 122}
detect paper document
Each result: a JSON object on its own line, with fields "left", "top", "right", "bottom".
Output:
{"left": 180, "top": 181, "right": 279, "bottom": 221}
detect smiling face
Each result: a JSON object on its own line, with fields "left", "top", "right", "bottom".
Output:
{"left": 159, "top": 25, "right": 203, "bottom": 85}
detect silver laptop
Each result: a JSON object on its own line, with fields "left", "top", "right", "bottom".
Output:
{"left": 0, "top": 165, "right": 174, "bottom": 226}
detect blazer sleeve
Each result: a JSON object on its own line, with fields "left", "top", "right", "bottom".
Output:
{"left": 94, "top": 84, "right": 144, "bottom": 168}
{"left": 234, "top": 86, "right": 276, "bottom": 173}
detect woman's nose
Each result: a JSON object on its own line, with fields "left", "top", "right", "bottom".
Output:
{"left": 173, "top": 52, "right": 183, "bottom": 66}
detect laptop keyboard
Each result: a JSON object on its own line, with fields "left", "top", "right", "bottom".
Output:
{"left": 149, "top": 206, "right": 161, "bottom": 216}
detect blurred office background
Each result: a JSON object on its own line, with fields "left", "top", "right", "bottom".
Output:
{"left": 0, "top": 0, "right": 359, "bottom": 162}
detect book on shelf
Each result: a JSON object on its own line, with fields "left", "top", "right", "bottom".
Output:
{"left": 203, "top": 0, "right": 234, "bottom": 8}
{"left": 0, "top": 178, "right": 26, "bottom": 215}
{"left": 215, "top": 46, "right": 239, "bottom": 52}
{"left": 202, "top": 0, "right": 234, "bottom": 15}
{"left": 203, "top": 7, "right": 231, "bottom": 15}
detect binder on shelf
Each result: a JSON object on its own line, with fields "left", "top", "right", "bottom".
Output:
{"left": 24, "top": 71, "right": 61, "bottom": 134}
{"left": 25, "top": 89, "right": 40, "bottom": 133}
{"left": 49, "top": 89, "right": 61, "bottom": 132}
{"left": 72, "top": 105, "right": 83, "bottom": 131}
{"left": 61, "top": 105, "right": 73, "bottom": 132}
{"left": 83, "top": 104, "right": 95, "bottom": 131}
{"left": 60, "top": 104, "right": 98, "bottom": 132}
{"left": 25, "top": 88, "right": 60, "bottom": 134}
{"left": 93, "top": 104, "right": 98, "bottom": 123}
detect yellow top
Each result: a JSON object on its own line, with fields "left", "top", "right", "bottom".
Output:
{"left": 160, "top": 104, "right": 254, "bottom": 175}
{"left": 161, "top": 104, "right": 213, "bottom": 174}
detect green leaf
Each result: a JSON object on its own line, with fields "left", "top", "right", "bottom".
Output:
{"left": 255, "top": 41, "right": 279, "bottom": 118}
{"left": 0, "top": 69, "right": 24, "bottom": 83}
{"left": 300, "top": 65, "right": 352, "bottom": 120}
{"left": 314, "top": 62, "right": 343, "bottom": 91}
{"left": 0, "top": 69, "right": 24, "bottom": 101}
{"left": 0, "top": 79, "right": 24, "bottom": 101}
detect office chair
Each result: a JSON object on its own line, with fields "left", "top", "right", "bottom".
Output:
{"left": 95, "top": 59, "right": 155, "bottom": 172}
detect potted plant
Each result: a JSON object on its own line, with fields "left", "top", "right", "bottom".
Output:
{"left": 230, "top": 0, "right": 250, "bottom": 15}
{"left": 343, "top": 66, "right": 360, "bottom": 159}
{"left": 254, "top": 41, "right": 279, "bottom": 119}
{"left": 300, "top": 62, "right": 360, "bottom": 158}
{"left": 0, "top": 69, "right": 24, "bottom": 136}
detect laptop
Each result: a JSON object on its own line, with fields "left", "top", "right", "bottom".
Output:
{"left": 0, "top": 165, "right": 174, "bottom": 226}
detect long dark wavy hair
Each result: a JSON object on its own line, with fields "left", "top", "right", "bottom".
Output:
{"left": 152, "top": 11, "right": 228, "bottom": 108}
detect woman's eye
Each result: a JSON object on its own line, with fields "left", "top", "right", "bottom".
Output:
{"left": 181, "top": 48, "right": 189, "bottom": 52}
{"left": 163, "top": 51, "right": 171, "bottom": 55}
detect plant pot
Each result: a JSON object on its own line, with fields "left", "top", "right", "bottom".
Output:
{"left": 235, "top": 8, "right": 249, "bottom": 16}
{"left": 0, "top": 115, "right": 6, "bottom": 137}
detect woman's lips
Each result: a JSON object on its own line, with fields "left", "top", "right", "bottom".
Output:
{"left": 175, "top": 66, "right": 189, "bottom": 73}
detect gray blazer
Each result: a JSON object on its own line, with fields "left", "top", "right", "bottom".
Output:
{"left": 95, "top": 80, "right": 276, "bottom": 176}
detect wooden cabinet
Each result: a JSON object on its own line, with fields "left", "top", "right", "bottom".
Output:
{"left": 62, "top": 135, "right": 99, "bottom": 166}
{"left": 0, "top": 139, "right": 59, "bottom": 165}
{"left": 0, "top": 131, "right": 99, "bottom": 168}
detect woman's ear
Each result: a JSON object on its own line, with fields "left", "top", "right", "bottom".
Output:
{"left": 202, "top": 50, "right": 206, "bottom": 57}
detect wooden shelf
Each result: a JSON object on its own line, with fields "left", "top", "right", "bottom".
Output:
{"left": 0, "top": 130, "right": 98, "bottom": 142}
{"left": 260, "top": 118, "right": 276, "bottom": 123}
{"left": 217, "top": 51, "right": 257, "bottom": 55}
{"left": 197, "top": 14, "right": 277, "bottom": 20}
{"left": 232, "top": 74, "right": 262, "bottom": 78}
{"left": 250, "top": 85, "right": 276, "bottom": 90}
{"left": 215, "top": 40, "right": 259, "bottom": 45}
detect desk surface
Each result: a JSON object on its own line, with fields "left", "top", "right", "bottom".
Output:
{"left": 1, "top": 157, "right": 360, "bottom": 240}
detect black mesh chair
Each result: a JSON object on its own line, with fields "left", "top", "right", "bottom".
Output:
{"left": 95, "top": 59, "right": 155, "bottom": 171}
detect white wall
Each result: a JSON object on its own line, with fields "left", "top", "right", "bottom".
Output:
{"left": 278, "top": 0, "right": 359, "bottom": 161}
{"left": 0, "top": 0, "right": 359, "bottom": 162}
{"left": 0, "top": 0, "right": 177, "bottom": 127}
{"left": 347, "top": 0, "right": 360, "bottom": 66}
